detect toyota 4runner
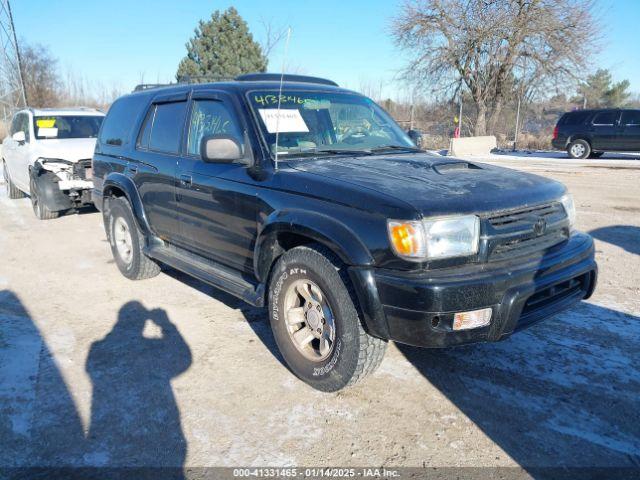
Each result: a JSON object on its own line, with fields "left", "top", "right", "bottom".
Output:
{"left": 2, "top": 107, "right": 104, "bottom": 219}
{"left": 93, "top": 74, "right": 597, "bottom": 391}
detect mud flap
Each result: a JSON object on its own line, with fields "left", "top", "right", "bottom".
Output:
{"left": 30, "top": 167, "right": 72, "bottom": 212}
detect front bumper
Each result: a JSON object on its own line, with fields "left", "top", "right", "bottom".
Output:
{"left": 349, "top": 232, "right": 597, "bottom": 348}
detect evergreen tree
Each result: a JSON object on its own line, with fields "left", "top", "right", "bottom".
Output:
{"left": 176, "top": 7, "right": 267, "bottom": 82}
{"left": 575, "top": 69, "right": 631, "bottom": 108}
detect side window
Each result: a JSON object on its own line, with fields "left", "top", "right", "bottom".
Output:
{"left": 592, "top": 111, "right": 619, "bottom": 126}
{"left": 99, "top": 95, "right": 149, "bottom": 147}
{"left": 10, "top": 113, "right": 29, "bottom": 141}
{"left": 186, "top": 99, "right": 243, "bottom": 156}
{"left": 10, "top": 114, "right": 21, "bottom": 135}
{"left": 621, "top": 110, "right": 640, "bottom": 126}
{"left": 10, "top": 113, "right": 31, "bottom": 142}
{"left": 20, "top": 114, "right": 30, "bottom": 142}
{"left": 560, "top": 111, "right": 589, "bottom": 126}
{"left": 136, "top": 105, "right": 155, "bottom": 150}
{"left": 148, "top": 101, "right": 187, "bottom": 154}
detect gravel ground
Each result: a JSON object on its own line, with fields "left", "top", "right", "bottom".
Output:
{"left": 0, "top": 152, "right": 639, "bottom": 476}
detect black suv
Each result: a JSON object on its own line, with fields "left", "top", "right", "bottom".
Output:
{"left": 93, "top": 74, "right": 597, "bottom": 391}
{"left": 552, "top": 108, "right": 640, "bottom": 159}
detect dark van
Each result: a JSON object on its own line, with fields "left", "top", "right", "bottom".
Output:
{"left": 552, "top": 109, "right": 640, "bottom": 159}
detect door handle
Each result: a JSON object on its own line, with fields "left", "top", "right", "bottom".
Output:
{"left": 180, "top": 174, "right": 192, "bottom": 187}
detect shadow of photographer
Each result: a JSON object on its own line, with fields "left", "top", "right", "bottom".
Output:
{"left": 84, "top": 301, "right": 192, "bottom": 468}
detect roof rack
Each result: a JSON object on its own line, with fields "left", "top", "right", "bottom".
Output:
{"left": 133, "top": 83, "right": 175, "bottom": 92}
{"left": 235, "top": 73, "right": 338, "bottom": 87}
{"left": 132, "top": 73, "right": 339, "bottom": 93}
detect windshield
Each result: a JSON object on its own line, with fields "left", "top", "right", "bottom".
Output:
{"left": 247, "top": 90, "right": 416, "bottom": 157}
{"left": 34, "top": 115, "right": 104, "bottom": 140}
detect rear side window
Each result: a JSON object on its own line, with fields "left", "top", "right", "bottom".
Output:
{"left": 621, "top": 110, "right": 640, "bottom": 126}
{"left": 558, "top": 111, "right": 590, "bottom": 126}
{"left": 99, "top": 95, "right": 148, "bottom": 147}
{"left": 137, "top": 107, "right": 154, "bottom": 149}
{"left": 141, "top": 101, "right": 187, "bottom": 154}
{"left": 592, "top": 111, "right": 619, "bottom": 126}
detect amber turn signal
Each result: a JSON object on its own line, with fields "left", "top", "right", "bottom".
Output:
{"left": 387, "top": 221, "right": 426, "bottom": 258}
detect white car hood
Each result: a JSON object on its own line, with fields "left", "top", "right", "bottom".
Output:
{"left": 33, "top": 138, "right": 97, "bottom": 163}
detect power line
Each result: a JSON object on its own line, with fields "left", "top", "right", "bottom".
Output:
{"left": 0, "top": 0, "right": 27, "bottom": 129}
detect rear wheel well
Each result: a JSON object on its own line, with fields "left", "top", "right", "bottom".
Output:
{"left": 569, "top": 136, "right": 591, "bottom": 147}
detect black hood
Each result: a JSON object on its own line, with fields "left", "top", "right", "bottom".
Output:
{"left": 287, "top": 153, "right": 566, "bottom": 217}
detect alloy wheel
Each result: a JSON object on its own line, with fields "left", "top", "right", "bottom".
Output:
{"left": 283, "top": 279, "right": 336, "bottom": 362}
{"left": 113, "top": 217, "right": 134, "bottom": 265}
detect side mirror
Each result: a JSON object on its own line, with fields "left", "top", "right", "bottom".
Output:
{"left": 407, "top": 129, "right": 423, "bottom": 148}
{"left": 200, "top": 135, "right": 244, "bottom": 163}
{"left": 12, "top": 131, "right": 25, "bottom": 144}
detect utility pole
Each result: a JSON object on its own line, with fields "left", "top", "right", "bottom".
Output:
{"left": 513, "top": 96, "right": 521, "bottom": 151}
{"left": 457, "top": 93, "right": 463, "bottom": 137}
{"left": 0, "top": 0, "right": 27, "bottom": 130}
{"left": 409, "top": 87, "right": 415, "bottom": 130}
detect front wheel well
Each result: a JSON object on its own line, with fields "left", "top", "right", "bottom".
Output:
{"left": 257, "top": 231, "right": 346, "bottom": 285}
{"left": 103, "top": 185, "right": 126, "bottom": 199}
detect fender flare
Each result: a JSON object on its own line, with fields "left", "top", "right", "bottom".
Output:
{"left": 253, "top": 209, "right": 374, "bottom": 283}
{"left": 254, "top": 209, "right": 389, "bottom": 339}
{"left": 102, "top": 172, "right": 152, "bottom": 235}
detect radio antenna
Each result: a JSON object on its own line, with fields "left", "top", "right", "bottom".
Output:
{"left": 274, "top": 26, "right": 292, "bottom": 172}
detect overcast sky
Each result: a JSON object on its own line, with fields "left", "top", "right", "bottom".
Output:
{"left": 13, "top": 0, "right": 640, "bottom": 99}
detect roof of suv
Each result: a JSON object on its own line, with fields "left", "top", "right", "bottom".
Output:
{"left": 27, "top": 107, "right": 105, "bottom": 116}
{"left": 124, "top": 75, "right": 355, "bottom": 102}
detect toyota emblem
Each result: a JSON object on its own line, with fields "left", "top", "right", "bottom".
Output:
{"left": 533, "top": 217, "right": 547, "bottom": 236}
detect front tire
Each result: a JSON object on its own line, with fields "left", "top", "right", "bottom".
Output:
{"left": 567, "top": 139, "right": 591, "bottom": 159}
{"left": 268, "top": 246, "right": 387, "bottom": 392}
{"left": 105, "top": 197, "right": 160, "bottom": 280}
{"left": 3, "top": 162, "right": 25, "bottom": 199}
{"left": 30, "top": 176, "right": 60, "bottom": 220}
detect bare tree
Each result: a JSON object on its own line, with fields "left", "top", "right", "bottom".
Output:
{"left": 19, "top": 43, "right": 61, "bottom": 107}
{"left": 392, "top": 0, "right": 599, "bottom": 136}
{"left": 259, "top": 19, "right": 288, "bottom": 59}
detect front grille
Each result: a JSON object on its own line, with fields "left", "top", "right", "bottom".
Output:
{"left": 486, "top": 202, "right": 568, "bottom": 261}
{"left": 489, "top": 202, "right": 563, "bottom": 229}
{"left": 73, "top": 159, "right": 93, "bottom": 180}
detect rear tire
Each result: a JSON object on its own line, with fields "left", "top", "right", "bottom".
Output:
{"left": 30, "top": 176, "right": 60, "bottom": 220}
{"left": 3, "top": 162, "right": 25, "bottom": 199}
{"left": 268, "top": 245, "right": 387, "bottom": 392}
{"left": 567, "top": 139, "right": 591, "bottom": 159}
{"left": 105, "top": 197, "right": 160, "bottom": 280}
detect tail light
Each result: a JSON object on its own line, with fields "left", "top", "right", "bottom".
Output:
{"left": 552, "top": 126, "right": 559, "bottom": 140}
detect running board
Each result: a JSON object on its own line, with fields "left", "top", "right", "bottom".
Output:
{"left": 145, "top": 243, "right": 265, "bottom": 307}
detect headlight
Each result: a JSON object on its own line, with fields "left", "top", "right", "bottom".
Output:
{"left": 560, "top": 193, "right": 576, "bottom": 228}
{"left": 388, "top": 215, "right": 480, "bottom": 261}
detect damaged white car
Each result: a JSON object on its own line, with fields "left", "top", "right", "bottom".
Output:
{"left": 2, "top": 107, "right": 104, "bottom": 219}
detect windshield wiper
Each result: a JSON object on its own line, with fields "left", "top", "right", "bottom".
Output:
{"left": 314, "top": 148, "right": 373, "bottom": 155}
{"left": 369, "top": 145, "right": 423, "bottom": 154}
{"left": 283, "top": 147, "right": 373, "bottom": 158}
